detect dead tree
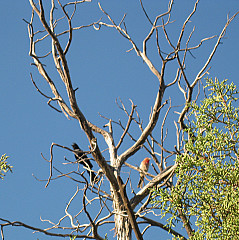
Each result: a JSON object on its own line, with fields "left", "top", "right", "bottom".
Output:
{"left": 1, "top": 1, "right": 238, "bottom": 240}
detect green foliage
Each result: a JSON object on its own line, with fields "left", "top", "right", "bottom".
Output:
{"left": 151, "top": 78, "right": 239, "bottom": 239}
{"left": 104, "top": 233, "right": 108, "bottom": 240}
{"left": 0, "top": 154, "right": 12, "bottom": 180}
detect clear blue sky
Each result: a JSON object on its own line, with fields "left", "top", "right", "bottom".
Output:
{"left": 0, "top": 1, "right": 238, "bottom": 239}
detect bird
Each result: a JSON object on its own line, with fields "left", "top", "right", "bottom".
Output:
{"left": 72, "top": 143, "right": 96, "bottom": 182}
{"left": 137, "top": 157, "right": 150, "bottom": 188}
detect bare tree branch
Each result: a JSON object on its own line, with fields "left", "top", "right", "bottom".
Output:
{"left": 0, "top": 218, "right": 95, "bottom": 239}
{"left": 130, "top": 164, "right": 177, "bottom": 209}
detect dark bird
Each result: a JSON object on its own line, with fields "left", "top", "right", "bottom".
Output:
{"left": 72, "top": 143, "right": 96, "bottom": 182}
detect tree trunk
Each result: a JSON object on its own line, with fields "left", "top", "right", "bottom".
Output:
{"left": 113, "top": 197, "right": 132, "bottom": 240}
{"left": 111, "top": 163, "right": 132, "bottom": 240}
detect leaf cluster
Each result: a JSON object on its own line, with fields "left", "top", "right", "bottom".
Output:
{"left": 151, "top": 78, "right": 239, "bottom": 239}
{"left": 0, "top": 154, "right": 12, "bottom": 180}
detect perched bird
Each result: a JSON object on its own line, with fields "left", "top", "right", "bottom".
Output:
{"left": 137, "top": 157, "right": 150, "bottom": 188}
{"left": 72, "top": 143, "right": 96, "bottom": 182}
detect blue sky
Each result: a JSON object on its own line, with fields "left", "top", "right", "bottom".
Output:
{"left": 0, "top": 1, "right": 239, "bottom": 239}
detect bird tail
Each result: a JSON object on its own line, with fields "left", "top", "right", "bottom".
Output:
{"left": 88, "top": 171, "right": 98, "bottom": 183}
{"left": 137, "top": 176, "right": 144, "bottom": 188}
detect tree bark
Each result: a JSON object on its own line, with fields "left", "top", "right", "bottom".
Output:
{"left": 113, "top": 190, "right": 132, "bottom": 240}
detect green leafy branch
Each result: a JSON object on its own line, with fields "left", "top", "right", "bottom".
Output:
{"left": 0, "top": 154, "right": 12, "bottom": 180}
{"left": 151, "top": 78, "right": 239, "bottom": 239}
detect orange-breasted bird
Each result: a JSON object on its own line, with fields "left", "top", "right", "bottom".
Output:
{"left": 137, "top": 157, "right": 150, "bottom": 188}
